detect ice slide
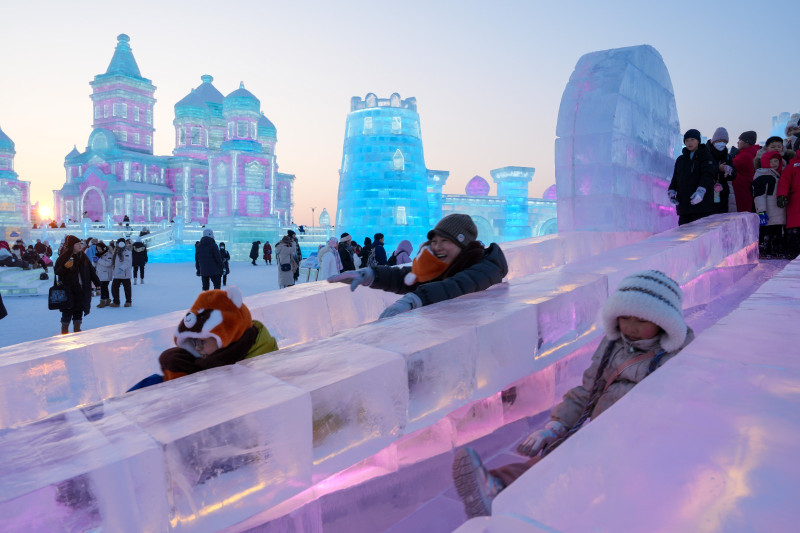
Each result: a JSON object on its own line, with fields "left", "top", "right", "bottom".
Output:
{"left": 0, "top": 213, "right": 760, "bottom": 532}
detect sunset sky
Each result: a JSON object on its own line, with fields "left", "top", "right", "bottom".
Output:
{"left": 1, "top": 0, "right": 797, "bottom": 225}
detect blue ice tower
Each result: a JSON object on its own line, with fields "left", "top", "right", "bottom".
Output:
{"left": 337, "top": 93, "right": 430, "bottom": 249}
{"left": 490, "top": 167, "right": 534, "bottom": 240}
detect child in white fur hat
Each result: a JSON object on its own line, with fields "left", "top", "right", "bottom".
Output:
{"left": 452, "top": 270, "right": 694, "bottom": 518}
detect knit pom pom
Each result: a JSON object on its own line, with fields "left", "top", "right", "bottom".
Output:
{"left": 404, "top": 272, "right": 417, "bottom": 286}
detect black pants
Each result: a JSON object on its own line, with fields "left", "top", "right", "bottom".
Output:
{"left": 202, "top": 275, "right": 221, "bottom": 291}
{"left": 133, "top": 265, "right": 145, "bottom": 279}
{"left": 759, "top": 225, "right": 785, "bottom": 257}
{"left": 100, "top": 280, "right": 110, "bottom": 300}
{"left": 786, "top": 227, "right": 800, "bottom": 260}
{"left": 223, "top": 273, "right": 228, "bottom": 286}
{"left": 111, "top": 279, "right": 132, "bottom": 303}
{"left": 61, "top": 307, "right": 83, "bottom": 325}
{"left": 678, "top": 212, "right": 711, "bottom": 226}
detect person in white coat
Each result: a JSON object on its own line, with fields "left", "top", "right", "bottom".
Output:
{"left": 110, "top": 238, "right": 133, "bottom": 307}
{"left": 318, "top": 237, "right": 342, "bottom": 280}
{"left": 94, "top": 242, "right": 114, "bottom": 308}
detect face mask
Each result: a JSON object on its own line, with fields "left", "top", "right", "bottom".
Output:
{"left": 713, "top": 142, "right": 726, "bottom": 151}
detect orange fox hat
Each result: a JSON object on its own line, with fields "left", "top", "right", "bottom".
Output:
{"left": 175, "top": 286, "right": 252, "bottom": 357}
{"left": 404, "top": 245, "right": 450, "bottom": 286}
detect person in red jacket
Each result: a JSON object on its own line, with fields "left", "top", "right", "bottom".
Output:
{"left": 778, "top": 147, "right": 800, "bottom": 259}
{"left": 732, "top": 130, "right": 760, "bottom": 213}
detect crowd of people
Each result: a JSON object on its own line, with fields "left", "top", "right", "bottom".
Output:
{"left": 669, "top": 118, "right": 800, "bottom": 259}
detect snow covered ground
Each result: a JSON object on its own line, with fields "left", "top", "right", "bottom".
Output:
{"left": 0, "top": 262, "right": 282, "bottom": 347}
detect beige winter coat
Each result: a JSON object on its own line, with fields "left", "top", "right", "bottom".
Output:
{"left": 550, "top": 329, "right": 695, "bottom": 429}
{"left": 275, "top": 238, "right": 298, "bottom": 288}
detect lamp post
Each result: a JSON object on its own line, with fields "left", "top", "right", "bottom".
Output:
{"left": 311, "top": 207, "right": 316, "bottom": 228}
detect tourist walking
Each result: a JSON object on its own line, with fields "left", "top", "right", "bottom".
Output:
{"left": 220, "top": 242, "right": 231, "bottom": 286}
{"left": 250, "top": 241, "right": 260, "bottom": 266}
{"left": 132, "top": 237, "right": 147, "bottom": 284}
{"left": 53, "top": 234, "right": 99, "bottom": 334}
{"left": 197, "top": 229, "right": 223, "bottom": 291}
{"left": 109, "top": 238, "right": 133, "bottom": 307}
{"left": 263, "top": 242, "right": 272, "bottom": 264}
{"left": 94, "top": 242, "right": 113, "bottom": 307}
{"left": 275, "top": 234, "right": 298, "bottom": 289}
{"left": 318, "top": 237, "right": 342, "bottom": 279}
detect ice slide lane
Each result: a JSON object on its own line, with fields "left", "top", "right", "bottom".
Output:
{"left": 0, "top": 214, "right": 759, "bottom": 532}
{"left": 457, "top": 263, "right": 800, "bottom": 531}
{"left": 0, "top": 231, "right": 647, "bottom": 430}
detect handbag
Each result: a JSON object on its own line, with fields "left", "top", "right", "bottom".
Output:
{"left": 48, "top": 275, "right": 72, "bottom": 311}
{"left": 280, "top": 263, "right": 292, "bottom": 272}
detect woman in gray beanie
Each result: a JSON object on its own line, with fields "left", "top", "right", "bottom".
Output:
{"left": 328, "top": 213, "right": 508, "bottom": 318}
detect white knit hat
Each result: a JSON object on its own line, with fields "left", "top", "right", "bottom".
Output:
{"left": 601, "top": 270, "right": 687, "bottom": 352}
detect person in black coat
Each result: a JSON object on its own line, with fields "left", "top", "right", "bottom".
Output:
{"left": 249, "top": 241, "right": 260, "bottom": 266}
{"left": 131, "top": 237, "right": 148, "bottom": 284}
{"left": 706, "top": 127, "right": 737, "bottom": 214}
{"left": 196, "top": 229, "right": 223, "bottom": 291}
{"left": 54, "top": 234, "right": 100, "bottom": 334}
{"left": 668, "top": 129, "right": 716, "bottom": 225}
{"left": 338, "top": 233, "right": 356, "bottom": 271}
{"left": 329, "top": 214, "right": 508, "bottom": 318}
{"left": 220, "top": 242, "right": 231, "bottom": 286}
{"left": 372, "top": 233, "right": 387, "bottom": 266}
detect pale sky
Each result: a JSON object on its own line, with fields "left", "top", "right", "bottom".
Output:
{"left": 1, "top": 0, "right": 797, "bottom": 225}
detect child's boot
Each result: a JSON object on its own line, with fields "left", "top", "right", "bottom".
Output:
{"left": 452, "top": 447, "right": 504, "bottom": 518}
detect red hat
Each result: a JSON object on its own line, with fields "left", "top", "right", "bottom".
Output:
{"left": 761, "top": 150, "right": 784, "bottom": 172}
{"left": 175, "top": 286, "right": 252, "bottom": 357}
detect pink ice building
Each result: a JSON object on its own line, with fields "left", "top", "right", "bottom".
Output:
{"left": 54, "top": 34, "right": 294, "bottom": 242}
{"left": 0, "top": 124, "right": 31, "bottom": 241}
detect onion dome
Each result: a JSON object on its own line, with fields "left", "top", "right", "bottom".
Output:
{"left": 223, "top": 82, "right": 260, "bottom": 115}
{"left": 257, "top": 112, "right": 277, "bottom": 140}
{"left": 0, "top": 125, "right": 14, "bottom": 152}
{"left": 465, "top": 175, "right": 490, "bottom": 196}
{"left": 542, "top": 184, "right": 557, "bottom": 200}
{"left": 175, "top": 75, "right": 224, "bottom": 119}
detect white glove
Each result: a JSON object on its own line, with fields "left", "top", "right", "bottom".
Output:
{"left": 722, "top": 164, "right": 733, "bottom": 177}
{"left": 668, "top": 189, "right": 679, "bottom": 206}
{"left": 379, "top": 293, "right": 423, "bottom": 319}
{"left": 327, "top": 267, "right": 375, "bottom": 292}
{"left": 516, "top": 420, "right": 566, "bottom": 457}
{"left": 690, "top": 187, "right": 706, "bottom": 205}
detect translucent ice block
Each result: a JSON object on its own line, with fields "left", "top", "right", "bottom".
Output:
{"left": 108, "top": 365, "right": 312, "bottom": 532}
{"left": 0, "top": 405, "right": 167, "bottom": 532}
{"left": 240, "top": 338, "right": 408, "bottom": 481}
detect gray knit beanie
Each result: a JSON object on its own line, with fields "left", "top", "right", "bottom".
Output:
{"left": 601, "top": 270, "right": 688, "bottom": 352}
{"left": 202, "top": 228, "right": 214, "bottom": 239}
{"left": 739, "top": 131, "right": 758, "bottom": 146}
{"left": 710, "top": 127, "right": 729, "bottom": 144}
{"left": 427, "top": 214, "right": 478, "bottom": 248}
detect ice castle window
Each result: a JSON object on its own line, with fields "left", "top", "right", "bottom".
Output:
{"left": 216, "top": 195, "right": 227, "bottom": 215}
{"left": 135, "top": 198, "right": 144, "bottom": 215}
{"left": 246, "top": 195, "right": 262, "bottom": 214}
{"left": 134, "top": 107, "right": 140, "bottom": 122}
{"left": 216, "top": 162, "right": 228, "bottom": 187}
{"left": 146, "top": 109, "right": 152, "bottom": 125}
{"left": 363, "top": 116, "right": 373, "bottom": 134}
{"left": 94, "top": 106, "right": 100, "bottom": 119}
{"left": 392, "top": 149, "right": 404, "bottom": 171}
{"left": 133, "top": 133, "right": 140, "bottom": 145}
{"left": 196, "top": 201, "right": 205, "bottom": 218}
{"left": 237, "top": 121, "right": 249, "bottom": 138}
{"left": 194, "top": 177, "right": 205, "bottom": 194}
{"left": 191, "top": 127, "right": 202, "bottom": 146}
{"left": 0, "top": 157, "right": 9, "bottom": 170}
{"left": 155, "top": 200, "right": 163, "bottom": 217}
{"left": 114, "top": 198, "right": 123, "bottom": 215}
{"left": 113, "top": 103, "right": 127, "bottom": 118}
{"left": 178, "top": 128, "right": 186, "bottom": 146}
{"left": 227, "top": 122, "right": 234, "bottom": 139}
{"left": 395, "top": 206, "right": 407, "bottom": 225}
{"left": 119, "top": 130, "right": 127, "bottom": 142}
{"left": 146, "top": 135, "right": 152, "bottom": 147}
{"left": 65, "top": 200, "right": 74, "bottom": 216}
{"left": 244, "top": 162, "right": 264, "bottom": 188}
{"left": 392, "top": 116, "right": 401, "bottom": 133}
{"left": 175, "top": 201, "right": 183, "bottom": 217}
{"left": 103, "top": 105, "right": 108, "bottom": 118}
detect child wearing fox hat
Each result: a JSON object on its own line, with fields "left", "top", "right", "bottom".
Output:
{"left": 328, "top": 214, "right": 508, "bottom": 318}
{"left": 128, "top": 286, "right": 278, "bottom": 390}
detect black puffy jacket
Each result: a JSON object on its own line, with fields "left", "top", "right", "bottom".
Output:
{"left": 669, "top": 144, "right": 716, "bottom": 216}
{"left": 196, "top": 236, "right": 223, "bottom": 277}
{"left": 132, "top": 242, "right": 148, "bottom": 267}
{"left": 371, "top": 243, "right": 508, "bottom": 306}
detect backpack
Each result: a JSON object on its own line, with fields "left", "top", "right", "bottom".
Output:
{"left": 387, "top": 252, "right": 398, "bottom": 266}
{"left": 367, "top": 247, "right": 378, "bottom": 268}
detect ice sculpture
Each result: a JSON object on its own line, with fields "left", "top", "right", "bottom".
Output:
{"left": 0, "top": 124, "right": 31, "bottom": 241}
{"left": 555, "top": 44, "right": 680, "bottom": 233}
{"left": 336, "top": 94, "right": 430, "bottom": 251}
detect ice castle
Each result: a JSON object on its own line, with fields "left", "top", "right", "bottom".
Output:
{"left": 0, "top": 124, "right": 31, "bottom": 241}
{"left": 54, "top": 34, "right": 294, "bottom": 244}
{"left": 336, "top": 94, "right": 556, "bottom": 249}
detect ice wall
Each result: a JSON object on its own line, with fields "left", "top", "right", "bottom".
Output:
{"left": 0, "top": 214, "right": 758, "bottom": 532}
{"left": 467, "top": 254, "right": 800, "bottom": 532}
{"left": 555, "top": 45, "right": 680, "bottom": 233}
{"left": 0, "top": 230, "right": 648, "bottom": 429}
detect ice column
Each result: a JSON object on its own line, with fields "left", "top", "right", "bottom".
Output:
{"left": 555, "top": 45, "right": 681, "bottom": 233}
{"left": 491, "top": 166, "right": 535, "bottom": 240}
{"left": 426, "top": 169, "right": 449, "bottom": 227}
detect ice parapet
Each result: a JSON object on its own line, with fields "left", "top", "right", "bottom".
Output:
{"left": 555, "top": 45, "right": 681, "bottom": 233}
